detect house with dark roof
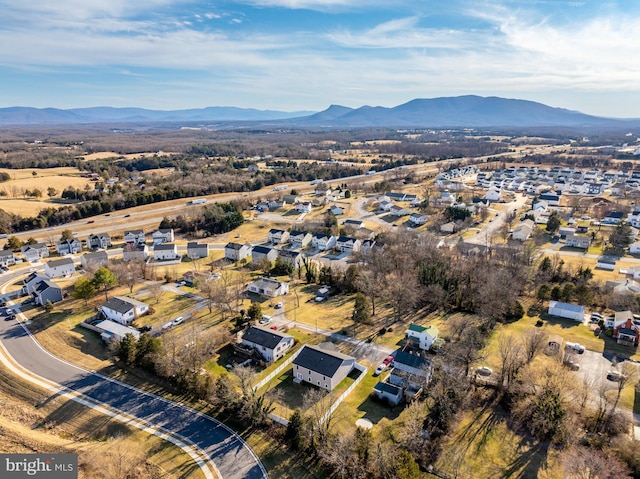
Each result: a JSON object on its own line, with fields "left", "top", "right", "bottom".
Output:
{"left": 32, "top": 279, "right": 63, "bottom": 306}
{"left": 22, "top": 273, "right": 48, "bottom": 295}
{"left": 278, "top": 248, "right": 304, "bottom": 268}
{"left": 81, "top": 251, "right": 109, "bottom": 270}
{"left": 268, "top": 229, "right": 290, "bottom": 245}
{"left": 596, "top": 256, "right": 617, "bottom": 270}
{"left": 225, "top": 242, "right": 252, "bottom": 262}
{"left": 124, "top": 230, "right": 146, "bottom": 245}
{"left": 21, "top": 243, "right": 49, "bottom": 262}
{"left": 311, "top": 233, "right": 336, "bottom": 251}
{"left": 343, "top": 219, "right": 364, "bottom": 229}
{"left": 44, "top": 257, "right": 75, "bottom": 278}
{"left": 373, "top": 381, "right": 403, "bottom": 406}
{"left": 293, "top": 344, "right": 355, "bottom": 391}
{"left": 153, "top": 243, "right": 179, "bottom": 260}
{"left": 612, "top": 311, "right": 640, "bottom": 347}
{"left": 247, "top": 277, "right": 289, "bottom": 297}
{"left": 88, "top": 233, "right": 111, "bottom": 250}
{"left": 389, "top": 350, "right": 433, "bottom": 391}
{"left": 603, "top": 211, "right": 625, "bottom": 225}
{"left": 152, "top": 228, "right": 174, "bottom": 245}
{"left": 0, "top": 249, "right": 17, "bottom": 267}
{"left": 55, "top": 238, "right": 82, "bottom": 255}
{"left": 187, "top": 242, "right": 210, "bottom": 259}
{"left": 123, "top": 243, "right": 149, "bottom": 262}
{"left": 289, "top": 231, "right": 312, "bottom": 249}
{"left": 99, "top": 296, "right": 149, "bottom": 325}
{"left": 240, "top": 326, "right": 294, "bottom": 363}
{"left": 251, "top": 245, "right": 278, "bottom": 264}
{"left": 335, "top": 236, "right": 361, "bottom": 253}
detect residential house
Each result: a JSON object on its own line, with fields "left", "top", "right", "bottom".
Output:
{"left": 240, "top": 326, "right": 295, "bottom": 363}
{"left": 389, "top": 205, "right": 409, "bottom": 217}
{"left": 314, "top": 184, "right": 332, "bottom": 197}
{"left": 124, "top": 230, "right": 146, "bottom": 245}
{"left": 152, "top": 228, "right": 174, "bottom": 245}
{"left": 405, "top": 324, "right": 439, "bottom": 351}
{"left": 440, "top": 222, "right": 456, "bottom": 234}
{"left": 21, "top": 243, "right": 49, "bottom": 262}
{"left": 606, "top": 279, "right": 640, "bottom": 295}
{"left": 587, "top": 183, "right": 606, "bottom": 195}
{"left": 389, "top": 350, "right": 433, "bottom": 393}
{"left": 485, "top": 188, "right": 502, "bottom": 202}
{"left": 548, "top": 300, "right": 585, "bottom": 322}
{"left": 153, "top": 243, "right": 179, "bottom": 261}
{"left": 329, "top": 205, "right": 343, "bottom": 216}
{"left": 293, "top": 344, "right": 355, "bottom": 391}
{"left": 56, "top": 238, "right": 82, "bottom": 255}
{"left": 80, "top": 251, "right": 108, "bottom": 270}
{"left": 335, "top": 236, "right": 361, "bottom": 253}
{"left": 603, "top": 211, "right": 625, "bottom": 225}
{"left": 512, "top": 219, "right": 535, "bottom": 241}
{"left": 22, "top": 273, "right": 48, "bottom": 295}
{"left": 343, "top": 219, "right": 364, "bottom": 229}
{"left": 379, "top": 200, "right": 394, "bottom": 212}
{"left": 596, "top": 257, "right": 617, "bottom": 270}
{"left": 288, "top": 231, "right": 312, "bottom": 249}
{"left": 611, "top": 311, "right": 640, "bottom": 346}
{"left": 88, "top": 233, "right": 112, "bottom": 250}
{"left": 99, "top": 296, "right": 149, "bottom": 325}
{"left": 278, "top": 249, "right": 303, "bottom": 269}
{"left": 373, "top": 381, "right": 403, "bottom": 406}
{"left": 44, "top": 257, "right": 75, "bottom": 278}
{"left": 283, "top": 194, "right": 301, "bottom": 204}
{"left": 440, "top": 191, "right": 457, "bottom": 205}
{"left": 224, "top": 242, "right": 251, "bottom": 262}
{"left": 611, "top": 182, "right": 628, "bottom": 196}
{"left": 122, "top": 243, "right": 149, "bottom": 262}
{"left": 312, "top": 233, "right": 337, "bottom": 251}
{"left": 630, "top": 241, "right": 640, "bottom": 254}
{"left": 558, "top": 227, "right": 576, "bottom": 239}
{"left": 360, "top": 240, "right": 377, "bottom": 255}
{"left": 268, "top": 229, "right": 290, "bottom": 245}
{"left": 31, "top": 279, "right": 63, "bottom": 306}
{"left": 94, "top": 320, "right": 141, "bottom": 343}
{"left": 539, "top": 192, "right": 560, "bottom": 206}
{"left": 628, "top": 210, "right": 640, "bottom": 228}
{"left": 247, "top": 277, "right": 289, "bottom": 298}
{"left": 251, "top": 245, "right": 278, "bottom": 264}
{"left": 184, "top": 242, "right": 208, "bottom": 260}
{"left": 409, "top": 213, "right": 428, "bottom": 226}
{"left": 0, "top": 250, "right": 17, "bottom": 267}
{"left": 295, "top": 202, "right": 312, "bottom": 214}
{"left": 565, "top": 232, "right": 591, "bottom": 249}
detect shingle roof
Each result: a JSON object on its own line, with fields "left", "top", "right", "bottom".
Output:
{"left": 393, "top": 350, "right": 430, "bottom": 369}
{"left": 252, "top": 245, "right": 273, "bottom": 254}
{"left": 101, "top": 297, "right": 135, "bottom": 315}
{"left": 46, "top": 257, "right": 74, "bottom": 267}
{"left": 225, "top": 242, "right": 247, "bottom": 250}
{"left": 294, "top": 344, "right": 354, "bottom": 377}
{"left": 34, "top": 279, "right": 60, "bottom": 293}
{"left": 373, "top": 381, "right": 402, "bottom": 395}
{"left": 154, "top": 243, "right": 176, "bottom": 251}
{"left": 242, "top": 326, "right": 292, "bottom": 350}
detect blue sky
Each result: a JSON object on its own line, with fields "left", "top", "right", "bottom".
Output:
{"left": 1, "top": 0, "right": 640, "bottom": 117}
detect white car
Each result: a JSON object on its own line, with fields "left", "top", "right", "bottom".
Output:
{"left": 565, "top": 342, "right": 585, "bottom": 354}
{"left": 274, "top": 302, "right": 283, "bottom": 309}
{"left": 374, "top": 364, "right": 386, "bottom": 376}
{"left": 259, "top": 315, "right": 272, "bottom": 324}
{"left": 171, "top": 316, "right": 185, "bottom": 326}
{"left": 476, "top": 366, "right": 493, "bottom": 377}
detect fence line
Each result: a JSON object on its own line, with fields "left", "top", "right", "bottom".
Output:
{"left": 320, "top": 363, "right": 367, "bottom": 425}
{"left": 252, "top": 348, "right": 301, "bottom": 392}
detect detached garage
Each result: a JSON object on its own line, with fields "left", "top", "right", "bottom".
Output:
{"left": 548, "top": 301, "right": 585, "bottom": 322}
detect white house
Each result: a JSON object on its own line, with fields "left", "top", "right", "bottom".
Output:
{"left": 122, "top": 243, "right": 149, "bottom": 262}
{"left": 379, "top": 200, "right": 394, "bottom": 212}
{"left": 251, "top": 245, "right": 278, "bottom": 264}
{"left": 278, "top": 249, "right": 304, "bottom": 268}
{"left": 485, "top": 188, "right": 502, "bottom": 202}
{"left": 247, "top": 277, "right": 289, "bottom": 297}
{"left": 512, "top": 219, "right": 535, "bottom": 241}
{"left": 389, "top": 205, "right": 409, "bottom": 217}
{"left": 409, "top": 213, "right": 428, "bottom": 226}
{"left": 312, "top": 233, "right": 337, "bottom": 251}
{"left": 153, "top": 243, "right": 179, "bottom": 261}
{"left": 224, "top": 242, "right": 252, "bottom": 262}
{"left": 405, "top": 324, "right": 439, "bottom": 351}
{"left": 268, "top": 229, "right": 290, "bottom": 245}
{"left": 88, "top": 233, "right": 111, "bottom": 250}
{"left": 21, "top": 243, "right": 49, "bottom": 262}
{"left": 288, "top": 231, "right": 312, "bottom": 249}
{"left": 152, "top": 228, "right": 174, "bottom": 245}
{"left": 548, "top": 300, "right": 585, "bottom": 322}
{"left": 240, "top": 326, "right": 294, "bottom": 363}
{"left": 124, "top": 230, "right": 146, "bottom": 245}
{"left": 630, "top": 241, "right": 640, "bottom": 254}
{"left": 99, "top": 296, "right": 149, "bottom": 325}
{"left": 335, "top": 236, "right": 361, "bottom": 253}
{"left": 94, "top": 320, "right": 141, "bottom": 343}
{"left": 596, "top": 257, "right": 617, "bottom": 270}
{"left": 44, "top": 257, "right": 75, "bottom": 278}
{"left": 56, "top": 238, "right": 82, "bottom": 255}
{"left": 565, "top": 233, "right": 591, "bottom": 249}
{"left": 293, "top": 344, "right": 355, "bottom": 391}
{"left": 295, "top": 202, "right": 312, "bottom": 214}
{"left": 0, "top": 250, "right": 17, "bottom": 267}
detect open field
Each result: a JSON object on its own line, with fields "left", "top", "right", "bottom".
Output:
{"left": 0, "top": 359, "right": 205, "bottom": 479}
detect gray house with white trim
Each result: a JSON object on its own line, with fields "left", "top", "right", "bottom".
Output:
{"left": 293, "top": 344, "right": 355, "bottom": 391}
{"left": 240, "top": 326, "right": 294, "bottom": 363}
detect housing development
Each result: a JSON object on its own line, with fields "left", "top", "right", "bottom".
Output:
{"left": 2, "top": 125, "right": 640, "bottom": 479}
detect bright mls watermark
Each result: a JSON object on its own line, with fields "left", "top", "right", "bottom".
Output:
{"left": 0, "top": 454, "right": 77, "bottom": 478}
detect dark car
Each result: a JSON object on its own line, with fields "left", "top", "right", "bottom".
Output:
{"left": 138, "top": 325, "right": 152, "bottom": 332}
{"left": 124, "top": 214, "right": 131, "bottom": 218}
{"left": 0, "top": 300, "right": 6, "bottom": 307}
{"left": 5, "top": 314, "right": 16, "bottom": 321}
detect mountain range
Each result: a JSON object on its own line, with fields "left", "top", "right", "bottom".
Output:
{"left": 0, "top": 96, "right": 633, "bottom": 128}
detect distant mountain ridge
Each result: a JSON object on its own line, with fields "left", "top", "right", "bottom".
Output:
{"left": 0, "top": 96, "right": 633, "bottom": 127}
{"left": 0, "top": 106, "right": 313, "bottom": 125}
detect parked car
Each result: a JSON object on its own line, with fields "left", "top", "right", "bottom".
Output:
{"left": 259, "top": 315, "right": 272, "bottom": 325}
{"left": 270, "top": 325, "right": 278, "bottom": 330}
{"left": 274, "top": 302, "right": 283, "bottom": 309}
{"left": 138, "top": 325, "right": 152, "bottom": 332}
{"left": 5, "top": 314, "right": 15, "bottom": 321}
{"left": 565, "top": 342, "right": 585, "bottom": 354}
{"left": 161, "top": 321, "right": 173, "bottom": 330}
{"left": 382, "top": 355, "right": 394, "bottom": 366}
{"left": 5, "top": 308, "right": 13, "bottom": 315}
{"left": 0, "top": 300, "right": 6, "bottom": 307}
{"left": 171, "top": 316, "right": 185, "bottom": 326}
{"left": 374, "top": 364, "right": 386, "bottom": 376}
{"left": 476, "top": 366, "right": 493, "bottom": 377}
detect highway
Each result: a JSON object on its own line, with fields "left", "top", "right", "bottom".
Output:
{"left": 0, "top": 268, "right": 267, "bottom": 479}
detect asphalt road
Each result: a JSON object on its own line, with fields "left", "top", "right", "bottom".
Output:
{"left": 0, "top": 292, "right": 267, "bottom": 479}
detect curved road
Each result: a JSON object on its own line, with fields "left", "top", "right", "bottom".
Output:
{"left": 0, "top": 274, "right": 267, "bottom": 479}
